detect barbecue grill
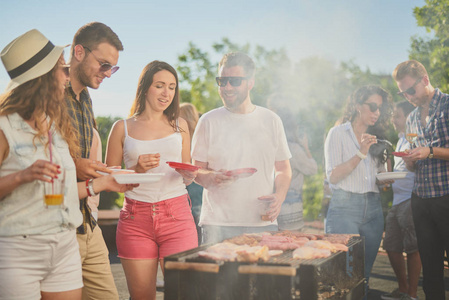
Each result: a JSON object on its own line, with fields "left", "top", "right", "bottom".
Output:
{"left": 164, "top": 236, "right": 365, "bottom": 299}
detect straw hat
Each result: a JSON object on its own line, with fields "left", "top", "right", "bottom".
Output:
{"left": 0, "top": 29, "right": 68, "bottom": 92}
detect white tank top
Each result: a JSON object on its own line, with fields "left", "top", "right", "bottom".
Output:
{"left": 123, "top": 119, "right": 187, "bottom": 203}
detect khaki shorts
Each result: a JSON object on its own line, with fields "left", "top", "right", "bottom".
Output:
{"left": 383, "top": 199, "right": 418, "bottom": 254}
{"left": 0, "top": 230, "right": 82, "bottom": 300}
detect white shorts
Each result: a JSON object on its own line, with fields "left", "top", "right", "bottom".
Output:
{"left": 0, "top": 230, "right": 83, "bottom": 300}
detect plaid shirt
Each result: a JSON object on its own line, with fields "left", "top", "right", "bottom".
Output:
{"left": 406, "top": 88, "right": 449, "bottom": 198}
{"left": 65, "top": 82, "right": 97, "bottom": 234}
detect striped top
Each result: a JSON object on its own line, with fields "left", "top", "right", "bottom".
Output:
{"left": 325, "top": 121, "right": 384, "bottom": 194}
{"left": 406, "top": 88, "right": 449, "bottom": 198}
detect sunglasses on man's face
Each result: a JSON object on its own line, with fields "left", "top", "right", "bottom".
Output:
{"left": 363, "top": 102, "right": 382, "bottom": 113}
{"left": 82, "top": 46, "right": 120, "bottom": 75}
{"left": 215, "top": 76, "right": 248, "bottom": 87}
{"left": 397, "top": 77, "right": 423, "bottom": 97}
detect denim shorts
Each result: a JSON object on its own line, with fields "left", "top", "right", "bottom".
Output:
{"left": 116, "top": 194, "right": 198, "bottom": 259}
{"left": 0, "top": 230, "right": 82, "bottom": 299}
{"left": 383, "top": 199, "right": 418, "bottom": 253}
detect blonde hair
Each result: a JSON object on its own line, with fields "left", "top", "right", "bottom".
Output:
{"left": 0, "top": 56, "right": 79, "bottom": 158}
{"left": 393, "top": 60, "right": 428, "bottom": 81}
{"left": 179, "top": 102, "right": 199, "bottom": 142}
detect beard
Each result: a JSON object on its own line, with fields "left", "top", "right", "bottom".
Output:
{"left": 221, "top": 88, "right": 249, "bottom": 110}
{"left": 75, "top": 60, "right": 98, "bottom": 90}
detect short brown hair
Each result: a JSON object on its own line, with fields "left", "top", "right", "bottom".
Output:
{"left": 393, "top": 60, "right": 427, "bottom": 81}
{"left": 219, "top": 52, "right": 255, "bottom": 78}
{"left": 71, "top": 22, "right": 123, "bottom": 55}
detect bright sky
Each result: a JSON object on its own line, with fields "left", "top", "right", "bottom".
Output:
{"left": 0, "top": 0, "right": 428, "bottom": 118}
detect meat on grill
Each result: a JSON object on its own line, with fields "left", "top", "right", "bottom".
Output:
{"left": 292, "top": 247, "right": 332, "bottom": 259}
{"left": 198, "top": 242, "right": 269, "bottom": 262}
{"left": 304, "top": 240, "right": 348, "bottom": 252}
{"left": 258, "top": 235, "right": 309, "bottom": 250}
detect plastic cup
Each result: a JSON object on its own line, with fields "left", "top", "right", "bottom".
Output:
{"left": 258, "top": 198, "right": 274, "bottom": 221}
{"left": 43, "top": 169, "right": 65, "bottom": 208}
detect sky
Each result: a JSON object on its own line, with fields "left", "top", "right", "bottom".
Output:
{"left": 0, "top": 0, "right": 429, "bottom": 118}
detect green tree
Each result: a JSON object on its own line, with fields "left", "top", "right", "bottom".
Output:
{"left": 96, "top": 116, "right": 121, "bottom": 161}
{"left": 95, "top": 115, "right": 122, "bottom": 209}
{"left": 410, "top": 0, "right": 449, "bottom": 91}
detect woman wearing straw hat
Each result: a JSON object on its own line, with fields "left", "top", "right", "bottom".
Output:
{"left": 0, "top": 29, "right": 136, "bottom": 300}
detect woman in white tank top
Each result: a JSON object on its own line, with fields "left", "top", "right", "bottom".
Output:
{"left": 105, "top": 61, "right": 198, "bottom": 300}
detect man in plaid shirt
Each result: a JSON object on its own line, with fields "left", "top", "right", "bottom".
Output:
{"left": 66, "top": 22, "right": 123, "bottom": 300}
{"left": 393, "top": 60, "right": 449, "bottom": 300}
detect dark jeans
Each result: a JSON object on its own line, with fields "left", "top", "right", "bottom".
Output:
{"left": 411, "top": 193, "right": 449, "bottom": 300}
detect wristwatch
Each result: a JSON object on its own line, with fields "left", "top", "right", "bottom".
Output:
{"left": 428, "top": 147, "right": 434, "bottom": 159}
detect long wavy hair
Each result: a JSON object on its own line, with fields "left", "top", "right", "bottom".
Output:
{"left": 129, "top": 61, "right": 180, "bottom": 132}
{"left": 341, "top": 85, "right": 393, "bottom": 164}
{"left": 0, "top": 57, "right": 79, "bottom": 158}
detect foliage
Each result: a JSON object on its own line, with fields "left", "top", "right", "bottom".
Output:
{"left": 410, "top": 0, "right": 449, "bottom": 91}
{"left": 96, "top": 116, "right": 122, "bottom": 209}
{"left": 96, "top": 116, "right": 122, "bottom": 161}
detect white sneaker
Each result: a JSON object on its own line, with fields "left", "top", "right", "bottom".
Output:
{"left": 381, "top": 288, "right": 407, "bottom": 300}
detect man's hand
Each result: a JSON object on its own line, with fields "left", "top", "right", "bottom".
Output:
{"left": 75, "top": 158, "right": 110, "bottom": 181}
{"left": 258, "top": 193, "right": 283, "bottom": 222}
{"left": 406, "top": 147, "right": 431, "bottom": 161}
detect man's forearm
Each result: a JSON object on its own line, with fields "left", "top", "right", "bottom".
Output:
{"left": 274, "top": 172, "right": 291, "bottom": 203}
{"left": 433, "top": 147, "right": 449, "bottom": 161}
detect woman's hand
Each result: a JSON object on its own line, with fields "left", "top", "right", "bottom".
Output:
{"left": 176, "top": 168, "right": 198, "bottom": 186}
{"left": 19, "top": 159, "right": 60, "bottom": 184}
{"left": 135, "top": 153, "right": 160, "bottom": 173}
{"left": 93, "top": 175, "right": 139, "bottom": 194}
{"left": 360, "top": 133, "right": 377, "bottom": 155}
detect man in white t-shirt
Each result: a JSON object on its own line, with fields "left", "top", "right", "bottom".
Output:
{"left": 191, "top": 52, "right": 292, "bottom": 244}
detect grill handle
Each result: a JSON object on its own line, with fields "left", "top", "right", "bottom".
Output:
{"left": 165, "top": 261, "right": 220, "bottom": 273}
{"left": 238, "top": 265, "right": 296, "bottom": 276}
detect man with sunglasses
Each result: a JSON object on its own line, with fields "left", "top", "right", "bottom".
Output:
{"left": 65, "top": 22, "right": 123, "bottom": 300}
{"left": 393, "top": 60, "right": 449, "bottom": 300}
{"left": 191, "top": 52, "right": 292, "bottom": 244}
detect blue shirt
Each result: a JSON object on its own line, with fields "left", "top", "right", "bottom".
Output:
{"left": 391, "top": 134, "right": 415, "bottom": 206}
{"left": 406, "top": 88, "right": 449, "bottom": 198}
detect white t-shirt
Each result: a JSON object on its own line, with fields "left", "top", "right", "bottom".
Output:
{"left": 191, "top": 106, "right": 291, "bottom": 227}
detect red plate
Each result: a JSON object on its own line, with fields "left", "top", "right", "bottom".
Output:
{"left": 166, "top": 161, "right": 201, "bottom": 171}
{"left": 224, "top": 168, "right": 257, "bottom": 178}
{"left": 392, "top": 151, "right": 409, "bottom": 157}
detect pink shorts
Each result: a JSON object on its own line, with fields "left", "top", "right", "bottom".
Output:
{"left": 116, "top": 194, "right": 198, "bottom": 259}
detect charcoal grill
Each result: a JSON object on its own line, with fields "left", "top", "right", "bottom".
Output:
{"left": 164, "top": 236, "right": 365, "bottom": 300}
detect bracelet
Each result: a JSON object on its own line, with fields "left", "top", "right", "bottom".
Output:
{"left": 85, "top": 180, "right": 91, "bottom": 197}
{"left": 87, "top": 179, "right": 98, "bottom": 197}
{"left": 356, "top": 150, "right": 367, "bottom": 160}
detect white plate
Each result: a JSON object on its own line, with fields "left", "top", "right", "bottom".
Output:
{"left": 376, "top": 172, "right": 408, "bottom": 181}
{"left": 97, "top": 169, "right": 135, "bottom": 176}
{"left": 112, "top": 173, "right": 164, "bottom": 184}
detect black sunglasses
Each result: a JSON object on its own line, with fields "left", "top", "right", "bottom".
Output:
{"left": 61, "top": 64, "right": 70, "bottom": 77}
{"left": 82, "top": 46, "right": 119, "bottom": 75}
{"left": 397, "top": 77, "right": 422, "bottom": 97}
{"left": 215, "top": 76, "right": 248, "bottom": 87}
{"left": 363, "top": 102, "right": 381, "bottom": 112}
